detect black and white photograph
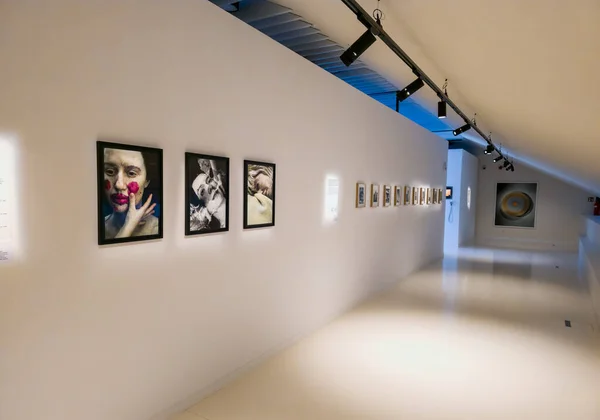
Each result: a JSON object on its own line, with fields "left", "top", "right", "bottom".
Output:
{"left": 384, "top": 185, "right": 392, "bottom": 207}
{"left": 97, "top": 141, "right": 163, "bottom": 245}
{"left": 433, "top": 188, "right": 439, "bottom": 204}
{"left": 412, "top": 187, "right": 419, "bottom": 205}
{"left": 495, "top": 182, "right": 538, "bottom": 228}
{"left": 371, "top": 184, "right": 380, "bottom": 207}
{"left": 185, "top": 153, "right": 229, "bottom": 235}
{"left": 244, "top": 160, "right": 276, "bottom": 228}
{"left": 394, "top": 186, "right": 402, "bottom": 206}
{"left": 356, "top": 183, "right": 366, "bottom": 208}
{"left": 427, "top": 188, "right": 432, "bottom": 205}
{"left": 404, "top": 186, "right": 411, "bottom": 205}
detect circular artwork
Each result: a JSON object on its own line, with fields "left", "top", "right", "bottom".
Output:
{"left": 499, "top": 191, "right": 534, "bottom": 220}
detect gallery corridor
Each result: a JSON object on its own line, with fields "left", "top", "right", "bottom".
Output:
{"left": 171, "top": 248, "right": 600, "bottom": 420}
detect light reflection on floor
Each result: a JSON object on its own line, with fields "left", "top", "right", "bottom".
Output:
{"left": 173, "top": 247, "right": 600, "bottom": 420}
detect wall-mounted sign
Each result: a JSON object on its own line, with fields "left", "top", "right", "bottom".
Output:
{"left": 0, "top": 137, "right": 15, "bottom": 262}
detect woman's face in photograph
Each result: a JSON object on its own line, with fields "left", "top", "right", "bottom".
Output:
{"left": 103, "top": 149, "right": 149, "bottom": 213}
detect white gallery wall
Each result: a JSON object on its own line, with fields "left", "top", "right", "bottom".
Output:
{"left": 444, "top": 149, "right": 478, "bottom": 253}
{"left": 0, "top": 1, "right": 447, "bottom": 420}
{"left": 476, "top": 159, "right": 594, "bottom": 251}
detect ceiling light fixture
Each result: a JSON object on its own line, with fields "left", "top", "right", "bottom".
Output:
{"left": 493, "top": 156, "right": 503, "bottom": 163}
{"left": 397, "top": 78, "right": 425, "bottom": 102}
{"left": 438, "top": 79, "right": 448, "bottom": 119}
{"left": 338, "top": 0, "right": 516, "bottom": 172}
{"left": 484, "top": 145, "right": 494, "bottom": 155}
{"left": 452, "top": 123, "right": 471, "bottom": 137}
{"left": 503, "top": 160, "right": 510, "bottom": 168}
{"left": 340, "top": 29, "right": 377, "bottom": 67}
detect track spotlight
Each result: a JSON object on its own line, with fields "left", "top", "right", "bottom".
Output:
{"left": 452, "top": 123, "right": 471, "bottom": 137}
{"left": 397, "top": 78, "right": 425, "bottom": 102}
{"left": 510, "top": 165, "right": 515, "bottom": 172}
{"left": 503, "top": 160, "right": 510, "bottom": 168}
{"left": 340, "top": 29, "right": 377, "bottom": 67}
{"left": 493, "top": 156, "right": 503, "bottom": 163}
{"left": 437, "top": 100, "right": 447, "bottom": 119}
{"left": 484, "top": 145, "right": 494, "bottom": 155}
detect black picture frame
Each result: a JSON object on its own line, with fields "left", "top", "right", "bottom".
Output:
{"left": 243, "top": 160, "right": 276, "bottom": 229}
{"left": 96, "top": 141, "right": 163, "bottom": 245}
{"left": 185, "top": 152, "right": 230, "bottom": 236}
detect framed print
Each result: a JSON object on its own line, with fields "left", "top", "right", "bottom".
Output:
{"left": 404, "top": 186, "right": 411, "bottom": 205}
{"left": 97, "top": 141, "right": 163, "bottom": 245}
{"left": 438, "top": 189, "right": 444, "bottom": 204}
{"left": 412, "top": 187, "right": 419, "bottom": 205}
{"left": 394, "top": 186, "right": 402, "bottom": 206}
{"left": 244, "top": 160, "right": 276, "bottom": 229}
{"left": 420, "top": 188, "right": 426, "bottom": 205}
{"left": 370, "top": 184, "right": 380, "bottom": 207}
{"left": 426, "top": 188, "right": 432, "bottom": 205}
{"left": 446, "top": 186, "right": 453, "bottom": 200}
{"left": 185, "top": 152, "right": 229, "bottom": 235}
{"left": 383, "top": 185, "right": 392, "bottom": 207}
{"left": 433, "top": 188, "right": 438, "bottom": 204}
{"left": 356, "top": 183, "right": 366, "bottom": 208}
{"left": 495, "top": 182, "right": 538, "bottom": 228}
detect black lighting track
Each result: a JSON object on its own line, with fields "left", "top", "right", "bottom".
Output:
{"left": 339, "top": 0, "right": 509, "bottom": 165}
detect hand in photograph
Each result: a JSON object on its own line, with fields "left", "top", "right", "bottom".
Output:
{"left": 114, "top": 193, "right": 156, "bottom": 238}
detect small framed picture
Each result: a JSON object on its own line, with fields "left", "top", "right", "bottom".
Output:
{"left": 356, "top": 183, "right": 366, "bottom": 208}
{"left": 244, "top": 160, "right": 276, "bottom": 229}
{"left": 97, "top": 141, "right": 163, "bottom": 245}
{"left": 383, "top": 185, "right": 392, "bottom": 207}
{"left": 394, "top": 186, "right": 402, "bottom": 206}
{"left": 371, "top": 184, "right": 380, "bottom": 207}
{"left": 404, "top": 186, "right": 411, "bottom": 205}
{"left": 427, "top": 188, "right": 432, "bottom": 205}
{"left": 420, "top": 188, "right": 426, "bottom": 205}
{"left": 433, "top": 188, "right": 438, "bottom": 204}
{"left": 185, "top": 152, "right": 229, "bottom": 235}
{"left": 439, "top": 189, "right": 444, "bottom": 204}
{"left": 412, "top": 187, "right": 419, "bottom": 205}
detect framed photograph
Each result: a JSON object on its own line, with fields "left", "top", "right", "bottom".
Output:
{"left": 495, "top": 182, "right": 538, "bottom": 228}
{"left": 433, "top": 188, "right": 438, "bottom": 204}
{"left": 426, "top": 188, "right": 432, "bottom": 205}
{"left": 356, "top": 183, "right": 366, "bottom": 208}
{"left": 244, "top": 160, "right": 276, "bottom": 229}
{"left": 412, "top": 187, "right": 419, "bottom": 205}
{"left": 383, "top": 185, "right": 392, "bottom": 207}
{"left": 420, "top": 188, "right": 426, "bottom": 205}
{"left": 97, "top": 141, "right": 163, "bottom": 245}
{"left": 185, "top": 153, "right": 229, "bottom": 235}
{"left": 370, "top": 184, "right": 380, "bottom": 207}
{"left": 404, "top": 186, "right": 411, "bottom": 205}
{"left": 446, "top": 186, "right": 453, "bottom": 200}
{"left": 394, "top": 186, "right": 402, "bottom": 206}
{"left": 438, "top": 189, "right": 443, "bottom": 204}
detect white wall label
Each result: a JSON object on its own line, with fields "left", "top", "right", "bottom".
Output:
{"left": 0, "top": 138, "right": 15, "bottom": 261}
{"left": 324, "top": 175, "right": 340, "bottom": 223}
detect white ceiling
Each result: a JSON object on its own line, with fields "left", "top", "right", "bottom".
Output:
{"left": 274, "top": 0, "right": 600, "bottom": 194}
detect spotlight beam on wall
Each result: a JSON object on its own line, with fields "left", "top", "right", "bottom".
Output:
{"left": 338, "top": 0, "right": 512, "bottom": 169}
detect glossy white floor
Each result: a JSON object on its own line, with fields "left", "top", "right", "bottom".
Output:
{"left": 171, "top": 248, "right": 600, "bottom": 420}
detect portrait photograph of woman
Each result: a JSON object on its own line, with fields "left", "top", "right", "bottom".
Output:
{"left": 185, "top": 152, "right": 229, "bottom": 235}
{"left": 96, "top": 141, "right": 163, "bottom": 245}
{"left": 244, "top": 160, "right": 276, "bottom": 229}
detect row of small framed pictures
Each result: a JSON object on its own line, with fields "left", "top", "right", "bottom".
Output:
{"left": 355, "top": 183, "right": 444, "bottom": 208}
{"left": 96, "top": 141, "right": 276, "bottom": 246}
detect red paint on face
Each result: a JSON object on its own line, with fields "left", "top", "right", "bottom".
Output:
{"left": 127, "top": 181, "right": 140, "bottom": 195}
{"left": 105, "top": 180, "right": 111, "bottom": 191}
